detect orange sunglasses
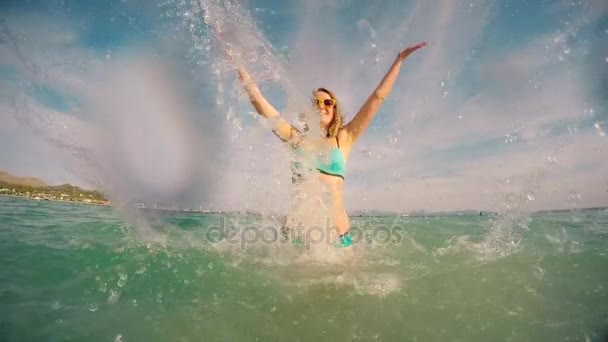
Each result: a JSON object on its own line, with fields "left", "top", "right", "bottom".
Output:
{"left": 312, "top": 97, "right": 336, "bottom": 108}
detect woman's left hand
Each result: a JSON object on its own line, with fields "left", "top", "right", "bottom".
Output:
{"left": 397, "top": 42, "right": 427, "bottom": 61}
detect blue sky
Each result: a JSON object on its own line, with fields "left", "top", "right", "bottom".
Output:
{"left": 0, "top": 0, "right": 607, "bottom": 212}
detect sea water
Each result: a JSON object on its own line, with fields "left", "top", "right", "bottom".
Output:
{"left": 1, "top": 196, "right": 607, "bottom": 341}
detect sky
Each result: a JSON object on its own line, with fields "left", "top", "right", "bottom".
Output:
{"left": 0, "top": 0, "right": 607, "bottom": 213}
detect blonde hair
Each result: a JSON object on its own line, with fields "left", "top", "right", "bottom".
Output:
{"left": 315, "top": 87, "right": 344, "bottom": 138}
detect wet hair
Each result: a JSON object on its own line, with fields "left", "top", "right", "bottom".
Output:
{"left": 315, "top": 87, "right": 345, "bottom": 138}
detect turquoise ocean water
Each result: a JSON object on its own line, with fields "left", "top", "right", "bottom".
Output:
{"left": 1, "top": 196, "right": 607, "bottom": 341}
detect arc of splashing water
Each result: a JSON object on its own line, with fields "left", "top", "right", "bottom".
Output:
{"left": 1, "top": 22, "right": 107, "bottom": 190}
{"left": 1, "top": 19, "right": 179, "bottom": 246}
{"left": 193, "top": 0, "right": 326, "bottom": 195}
{"left": 194, "top": 0, "right": 316, "bottom": 125}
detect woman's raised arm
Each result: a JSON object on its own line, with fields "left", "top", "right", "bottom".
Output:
{"left": 345, "top": 42, "right": 427, "bottom": 143}
{"left": 236, "top": 65, "right": 298, "bottom": 144}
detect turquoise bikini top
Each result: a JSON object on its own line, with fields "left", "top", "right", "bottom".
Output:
{"left": 316, "top": 143, "right": 346, "bottom": 179}
{"left": 292, "top": 137, "right": 346, "bottom": 180}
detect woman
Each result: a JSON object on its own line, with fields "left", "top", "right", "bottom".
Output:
{"left": 236, "top": 42, "right": 427, "bottom": 248}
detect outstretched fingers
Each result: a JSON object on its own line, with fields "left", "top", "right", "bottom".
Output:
{"left": 398, "top": 41, "right": 428, "bottom": 60}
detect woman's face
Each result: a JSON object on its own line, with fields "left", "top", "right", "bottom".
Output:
{"left": 313, "top": 90, "right": 335, "bottom": 130}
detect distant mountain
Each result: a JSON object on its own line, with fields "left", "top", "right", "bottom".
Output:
{"left": 0, "top": 169, "right": 109, "bottom": 203}
{"left": 0, "top": 170, "right": 48, "bottom": 188}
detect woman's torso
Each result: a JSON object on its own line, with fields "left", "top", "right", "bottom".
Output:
{"left": 295, "top": 130, "right": 351, "bottom": 212}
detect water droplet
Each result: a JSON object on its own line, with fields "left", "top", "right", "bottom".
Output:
{"left": 56, "top": 319, "right": 63, "bottom": 324}
{"left": 567, "top": 125, "right": 577, "bottom": 134}
{"left": 547, "top": 156, "right": 557, "bottom": 163}
{"left": 505, "top": 133, "right": 517, "bottom": 144}
{"left": 115, "top": 334, "right": 124, "bottom": 342}
{"left": 563, "top": 48, "right": 571, "bottom": 55}
{"left": 567, "top": 192, "right": 582, "bottom": 203}
{"left": 270, "top": 307, "right": 277, "bottom": 312}
{"left": 52, "top": 301, "right": 61, "bottom": 310}
{"left": 88, "top": 304, "right": 98, "bottom": 312}
{"left": 371, "top": 43, "right": 376, "bottom": 48}
{"left": 527, "top": 194, "right": 536, "bottom": 201}
{"left": 458, "top": 115, "right": 463, "bottom": 119}
{"left": 117, "top": 272, "right": 129, "bottom": 285}
{"left": 108, "top": 290, "right": 120, "bottom": 304}
{"left": 99, "top": 282, "right": 108, "bottom": 293}
{"left": 558, "top": 55, "right": 565, "bottom": 61}
{"left": 594, "top": 122, "right": 606, "bottom": 136}
{"left": 132, "top": 299, "right": 138, "bottom": 307}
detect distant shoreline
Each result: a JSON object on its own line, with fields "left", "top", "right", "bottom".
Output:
{"left": 1, "top": 194, "right": 606, "bottom": 216}
{"left": 0, "top": 194, "right": 112, "bottom": 207}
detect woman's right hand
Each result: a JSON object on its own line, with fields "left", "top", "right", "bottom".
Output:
{"left": 396, "top": 42, "right": 427, "bottom": 62}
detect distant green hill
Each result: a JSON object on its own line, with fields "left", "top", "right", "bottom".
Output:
{"left": 0, "top": 170, "right": 108, "bottom": 203}
{"left": 0, "top": 171, "right": 48, "bottom": 187}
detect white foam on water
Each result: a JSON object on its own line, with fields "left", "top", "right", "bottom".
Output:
{"left": 269, "top": 257, "right": 404, "bottom": 297}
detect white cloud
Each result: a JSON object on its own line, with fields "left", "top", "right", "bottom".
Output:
{"left": 333, "top": 4, "right": 607, "bottom": 211}
{"left": 345, "top": 127, "right": 607, "bottom": 212}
